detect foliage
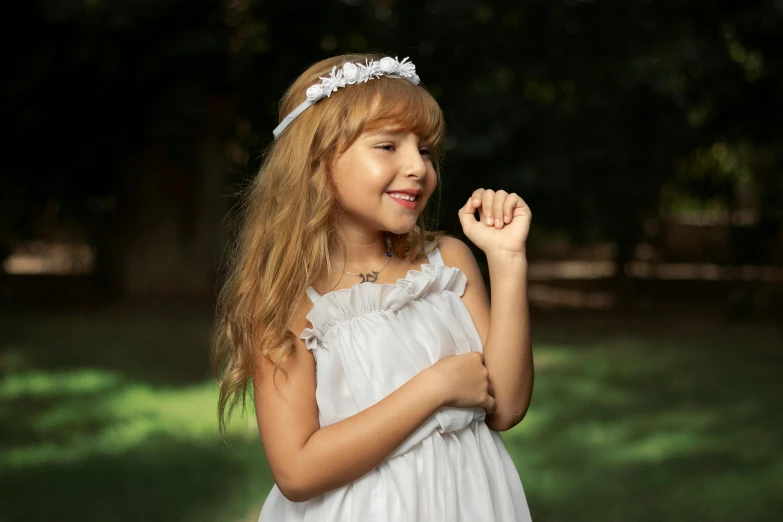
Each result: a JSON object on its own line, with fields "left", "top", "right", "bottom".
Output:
{"left": 4, "top": 0, "right": 782, "bottom": 278}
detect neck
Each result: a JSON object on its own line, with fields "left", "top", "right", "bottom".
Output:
{"left": 330, "top": 230, "right": 390, "bottom": 271}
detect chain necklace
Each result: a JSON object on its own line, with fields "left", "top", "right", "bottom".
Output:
{"left": 333, "top": 239, "right": 393, "bottom": 284}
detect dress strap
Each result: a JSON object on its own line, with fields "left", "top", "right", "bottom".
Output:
{"left": 306, "top": 286, "right": 321, "bottom": 303}
{"left": 426, "top": 241, "right": 444, "bottom": 266}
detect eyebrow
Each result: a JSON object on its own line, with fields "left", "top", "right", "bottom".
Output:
{"left": 367, "top": 130, "right": 434, "bottom": 145}
{"left": 365, "top": 129, "right": 406, "bottom": 139}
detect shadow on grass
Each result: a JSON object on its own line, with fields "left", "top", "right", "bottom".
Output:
{"left": 0, "top": 307, "right": 215, "bottom": 385}
{"left": 0, "top": 365, "right": 272, "bottom": 522}
{"left": 2, "top": 435, "right": 273, "bottom": 522}
{"left": 502, "top": 320, "right": 783, "bottom": 522}
{"left": 3, "top": 308, "right": 782, "bottom": 521}
{"left": 0, "top": 307, "right": 278, "bottom": 521}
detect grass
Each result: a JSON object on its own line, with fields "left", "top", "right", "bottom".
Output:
{"left": 1, "top": 306, "right": 781, "bottom": 521}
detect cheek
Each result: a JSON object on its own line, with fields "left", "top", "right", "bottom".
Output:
{"left": 352, "top": 157, "right": 392, "bottom": 191}
{"left": 341, "top": 175, "right": 386, "bottom": 207}
{"left": 424, "top": 169, "right": 438, "bottom": 196}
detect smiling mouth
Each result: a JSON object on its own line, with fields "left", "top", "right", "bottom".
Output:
{"left": 387, "top": 193, "right": 420, "bottom": 208}
{"left": 387, "top": 193, "right": 418, "bottom": 202}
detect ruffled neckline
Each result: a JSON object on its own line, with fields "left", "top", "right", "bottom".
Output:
{"left": 301, "top": 263, "right": 467, "bottom": 350}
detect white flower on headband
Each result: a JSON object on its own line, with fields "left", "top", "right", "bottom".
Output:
{"left": 273, "top": 56, "right": 422, "bottom": 139}
{"left": 305, "top": 56, "right": 419, "bottom": 103}
{"left": 380, "top": 57, "right": 398, "bottom": 73}
{"left": 305, "top": 84, "right": 323, "bottom": 100}
{"left": 343, "top": 62, "right": 360, "bottom": 84}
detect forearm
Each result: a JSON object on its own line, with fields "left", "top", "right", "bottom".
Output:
{"left": 483, "top": 253, "right": 533, "bottom": 431}
{"left": 288, "top": 369, "right": 443, "bottom": 501}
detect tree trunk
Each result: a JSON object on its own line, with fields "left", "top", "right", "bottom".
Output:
{"left": 93, "top": 96, "right": 235, "bottom": 299}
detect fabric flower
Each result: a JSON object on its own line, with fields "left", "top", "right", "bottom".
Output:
{"left": 342, "top": 62, "right": 359, "bottom": 84}
{"left": 273, "top": 56, "right": 423, "bottom": 139}
{"left": 306, "top": 84, "right": 323, "bottom": 101}
{"left": 379, "top": 57, "right": 398, "bottom": 74}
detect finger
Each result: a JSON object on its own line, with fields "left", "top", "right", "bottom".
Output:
{"left": 486, "top": 396, "right": 498, "bottom": 415}
{"left": 471, "top": 189, "right": 485, "bottom": 221}
{"left": 513, "top": 196, "right": 533, "bottom": 220}
{"left": 458, "top": 197, "right": 480, "bottom": 231}
{"left": 481, "top": 189, "right": 495, "bottom": 226}
{"left": 493, "top": 190, "right": 508, "bottom": 228}
{"left": 470, "top": 188, "right": 485, "bottom": 223}
{"left": 459, "top": 197, "right": 477, "bottom": 217}
{"left": 470, "top": 188, "right": 485, "bottom": 208}
{"left": 503, "top": 193, "right": 519, "bottom": 223}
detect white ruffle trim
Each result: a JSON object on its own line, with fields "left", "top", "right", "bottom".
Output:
{"left": 300, "top": 264, "right": 467, "bottom": 351}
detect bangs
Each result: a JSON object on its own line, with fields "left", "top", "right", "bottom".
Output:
{"left": 338, "top": 75, "right": 446, "bottom": 151}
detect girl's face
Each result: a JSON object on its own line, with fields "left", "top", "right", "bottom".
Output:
{"left": 330, "top": 129, "right": 437, "bottom": 235}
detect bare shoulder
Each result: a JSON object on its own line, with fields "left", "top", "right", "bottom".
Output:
{"left": 288, "top": 293, "right": 316, "bottom": 342}
{"left": 435, "top": 235, "right": 490, "bottom": 345}
{"left": 256, "top": 292, "right": 316, "bottom": 393}
{"left": 437, "top": 235, "right": 484, "bottom": 286}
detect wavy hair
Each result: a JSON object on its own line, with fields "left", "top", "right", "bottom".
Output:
{"left": 213, "top": 53, "right": 447, "bottom": 437}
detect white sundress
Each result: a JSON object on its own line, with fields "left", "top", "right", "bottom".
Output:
{"left": 258, "top": 241, "right": 532, "bottom": 521}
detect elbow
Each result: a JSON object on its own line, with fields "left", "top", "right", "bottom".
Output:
{"left": 485, "top": 413, "right": 517, "bottom": 432}
{"left": 274, "top": 466, "right": 317, "bottom": 503}
{"left": 490, "top": 387, "right": 534, "bottom": 431}
{"left": 279, "top": 487, "right": 311, "bottom": 503}
{"left": 277, "top": 467, "right": 328, "bottom": 503}
{"left": 278, "top": 477, "right": 315, "bottom": 503}
{"left": 486, "top": 405, "right": 529, "bottom": 432}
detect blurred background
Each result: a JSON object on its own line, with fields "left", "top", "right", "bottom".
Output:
{"left": 2, "top": 0, "right": 782, "bottom": 520}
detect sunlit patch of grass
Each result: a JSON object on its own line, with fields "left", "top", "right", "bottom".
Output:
{"left": 611, "top": 430, "right": 711, "bottom": 463}
{"left": 3, "top": 370, "right": 257, "bottom": 469}
{"left": 2, "top": 309, "right": 781, "bottom": 521}
{"left": 0, "top": 369, "right": 120, "bottom": 398}
{"left": 502, "top": 332, "right": 783, "bottom": 522}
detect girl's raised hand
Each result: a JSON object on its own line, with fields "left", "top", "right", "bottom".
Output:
{"left": 458, "top": 188, "right": 531, "bottom": 256}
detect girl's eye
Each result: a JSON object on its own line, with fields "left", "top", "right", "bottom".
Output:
{"left": 376, "top": 144, "right": 431, "bottom": 156}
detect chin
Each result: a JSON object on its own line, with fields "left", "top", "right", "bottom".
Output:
{"left": 385, "top": 222, "right": 418, "bottom": 235}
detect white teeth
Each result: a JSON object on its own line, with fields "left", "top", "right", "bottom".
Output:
{"left": 389, "top": 193, "right": 416, "bottom": 202}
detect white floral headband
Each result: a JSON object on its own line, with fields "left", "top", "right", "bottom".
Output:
{"left": 272, "top": 56, "right": 421, "bottom": 139}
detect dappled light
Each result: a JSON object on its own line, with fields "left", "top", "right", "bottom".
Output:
{"left": 626, "top": 261, "right": 783, "bottom": 282}
{"left": 2, "top": 310, "right": 781, "bottom": 521}
{"left": 1, "top": 311, "right": 269, "bottom": 521}
{"left": 500, "top": 324, "right": 783, "bottom": 521}
{"left": 3, "top": 0, "right": 782, "bottom": 520}
{"left": 2, "top": 370, "right": 250, "bottom": 469}
{"left": 528, "top": 284, "right": 615, "bottom": 309}
{"left": 3, "top": 241, "right": 94, "bottom": 275}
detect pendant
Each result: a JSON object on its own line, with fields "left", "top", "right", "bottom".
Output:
{"left": 359, "top": 270, "right": 379, "bottom": 283}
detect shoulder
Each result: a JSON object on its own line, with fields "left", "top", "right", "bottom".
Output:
{"left": 289, "top": 292, "right": 315, "bottom": 339}
{"left": 435, "top": 235, "right": 490, "bottom": 344}
{"left": 436, "top": 235, "right": 475, "bottom": 264}
{"left": 436, "top": 235, "right": 483, "bottom": 281}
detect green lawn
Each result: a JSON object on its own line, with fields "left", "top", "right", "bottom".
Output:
{"left": 1, "top": 307, "right": 781, "bottom": 521}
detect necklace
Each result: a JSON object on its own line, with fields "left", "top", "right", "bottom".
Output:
{"left": 333, "top": 239, "right": 393, "bottom": 284}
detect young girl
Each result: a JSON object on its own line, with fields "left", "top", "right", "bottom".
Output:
{"left": 213, "top": 53, "right": 534, "bottom": 521}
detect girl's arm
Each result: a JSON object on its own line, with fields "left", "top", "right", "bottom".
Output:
{"left": 439, "top": 235, "right": 533, "bottom": 432}
{"left": 253, "top": 299, "right": 445, "bottom": 503}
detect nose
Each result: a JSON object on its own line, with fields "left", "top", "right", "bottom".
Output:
{"left": 402, "top": 140, "right": 428, "bottom": 179}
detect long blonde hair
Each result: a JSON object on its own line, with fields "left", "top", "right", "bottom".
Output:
{"left": 213, "top": 53, "right": 447, "bottom": 437}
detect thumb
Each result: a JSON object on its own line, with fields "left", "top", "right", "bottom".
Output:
{"left": 458, "top": 197, "right": 479, "bottom": 231}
